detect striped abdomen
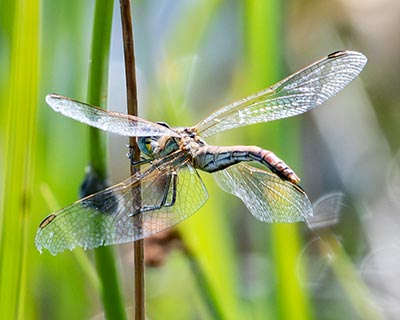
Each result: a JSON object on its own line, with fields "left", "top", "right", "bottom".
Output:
{"left": 193, "top": 145, "right": 300, "bottom": 184}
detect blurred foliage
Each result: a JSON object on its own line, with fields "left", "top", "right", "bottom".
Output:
{"left": 0, "top": 0, "right": 397, "bottom": 319}
{"left": 0, "top": 1, "right": 39, "bottom": 319}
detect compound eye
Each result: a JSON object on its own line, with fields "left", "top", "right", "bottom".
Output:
{"left": 137, "top": 136, "right": 153, "bottom": 157}
{"left": 145, "top": 138, "right": 152, "bottom": 152}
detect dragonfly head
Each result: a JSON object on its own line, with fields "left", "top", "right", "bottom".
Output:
{"left": 137, "top": 122, "right": 179, "bottom": 159}
{"left": 137, "top": 136, "right": 158, "bottom": 158}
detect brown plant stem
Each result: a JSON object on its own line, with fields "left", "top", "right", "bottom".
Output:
{"left": 119, "top": 1, "right": 145, "bottom": 319}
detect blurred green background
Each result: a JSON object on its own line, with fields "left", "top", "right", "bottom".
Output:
{"left": 1, "top": 0, "right": 399, "bottom": 319}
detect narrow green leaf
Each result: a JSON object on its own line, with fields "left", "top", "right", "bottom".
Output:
{"left": 243, "top": 1, "right": 312, "bottom": 319}
{"left": 85, "top": 1, "right": 127, "bottom": 319}
{"left": 0, "top": 0, "right": 40, "bottom": 319}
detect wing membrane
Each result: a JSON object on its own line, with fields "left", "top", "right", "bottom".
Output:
{"left": 35, "top": 153, "right": 208, "bottom": 255}
{"left": 195, "top": 51, "right": 367, "bottom": 137}
{"left": 213, "top": 163, "right": 312, "bottom": 222}
{"left": 46, "top": 94, "right": 179, "bottom": 137}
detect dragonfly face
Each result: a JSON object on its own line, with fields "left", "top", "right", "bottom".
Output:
{"left": 36, "top": 50, "right": 367, "bottom": 255}
{"left": 137, "top": 122, "right": 180, "bottom": 159}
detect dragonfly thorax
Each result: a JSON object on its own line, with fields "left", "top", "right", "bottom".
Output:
{"left": 177, "top": 128, "right": 208, "bottom": 156}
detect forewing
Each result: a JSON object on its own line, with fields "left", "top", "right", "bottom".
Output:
{"left": 213, "top": 163, "right": 312, "bottom": 222}
{"left": 35, "top": 155, "right": 208, "bottom": 255}
{"left": 46, "top": 94, "right": 179, "bottom": 137}
{"left": 195, "top": 51, "right": 367, "bottom": 137}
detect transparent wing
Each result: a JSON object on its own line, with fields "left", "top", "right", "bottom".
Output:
{"left": 46, "top": 94, "right": 179, "bottom": 137}
{"left": 213, "top": 163, "right": 312, "bottom": 222}
{"left": 194, "top": 51, "right": 367, "bottom": 137}
{"left": 306, "top": 191, "right": 344, "bottom": 230}
{"left": 35, "top": 153, "right": 208, "bottom": 255}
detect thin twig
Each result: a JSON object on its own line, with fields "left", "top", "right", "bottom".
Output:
{"left": 119, "top": 1, "right": 145, "bottom": 319}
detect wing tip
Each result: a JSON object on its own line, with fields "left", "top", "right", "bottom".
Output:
{"left": 328, "top": 50, "right": 366, "bottom": 59}
{"left": 328, "top": 50, "right": 368, "bottom": 68}
{"left": 45, "top": 93, "right": 65, "bottom": 112}
{"left": 45, "top": 93, "right": 63, "bottom": 101}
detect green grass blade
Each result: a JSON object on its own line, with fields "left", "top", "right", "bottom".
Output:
{"left": 87, "top": 0, "right": 114, "bottom": 177}
{"left": 94, "top": 246, "right": 127, "bottom": 320}
{"left": 0, "top": 0, "right": 40, "bottom": 319}
{"left": 85, "top": 1, "right": 127, "bottom": 319}
{"left": 323, "top": 232, "right": 383, "bottom": 319}
{"left": 154, "top": 2, "right": 248, "bottom": 318}
{"left": 243, "top": 1, "right": 312, "bottom": 319}
{"left": 132, "top": 1, "right": 244, "bottom": 318}
{"left": 180, "top": 191, "right": 246, "bottom": 319}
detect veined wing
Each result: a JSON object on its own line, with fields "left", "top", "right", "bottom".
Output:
{"left": 46, "top": 94, "right": 179, "bottom": 137}
{"left": 35, "top": 152, "right": 208, "bottom": 255}
{"left": 194, "top": 51, "right": 367, "bottom": 137}
{"left": 213, "top": 163, "right": 312, "bottom": 222}
{"left": 306, "top": 191, "right": 344, "bottom": 230}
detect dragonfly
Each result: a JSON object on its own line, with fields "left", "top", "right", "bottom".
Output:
{"left": 35, "top": 50, "right": 367, "bottom": 255}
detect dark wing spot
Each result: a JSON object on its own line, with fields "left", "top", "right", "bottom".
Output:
{"left": 327, "top": 51, "right": 346, "bottom": 59}
{"left": 39, "top": 214, "right": 56, "bottom": 228}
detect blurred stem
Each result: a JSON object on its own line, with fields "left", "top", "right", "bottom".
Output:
{"left": 186, "top": 250, "right": 225, "bottom": 320}
{"left": 318, "top": 232, "right": 383, "bottom": 320}
{"left": 87, "top": 0, "right": 113, "bottom": 177}
{"left": 86, "top": 1, "right": 127, "bottom": 320}
{"left": 244, "top": 1, "right": 311, "bottom": 319}
{"left": 161, "top": 1, "right": 246, "bottom": 318}
{"left": 0, "top": 0, "right": 39, "bottom": 319}
{"left": 119, "top": 1, "right": 145, "bottom": 319}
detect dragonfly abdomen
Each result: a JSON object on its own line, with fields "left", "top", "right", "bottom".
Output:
{"left": 260, "top": 149, "right": 300, "bottom": 184}
{"left": 194, "top": 145, "right": 300, "bottom": 184}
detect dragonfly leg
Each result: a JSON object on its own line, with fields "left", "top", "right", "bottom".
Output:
{"left": 129, "top": 157, "right": 151, "bottom": 166}
{"left": 125, "top": 143, "right": 147, "bottom": 166}
{"left": 125, "top": 144, "right": 152, "bottom": 167}
{"left": 130, "top": 171, "right": 178, "bottom": 216}
{"left": 159, "top": 171, "right": 177, "bottom": 208}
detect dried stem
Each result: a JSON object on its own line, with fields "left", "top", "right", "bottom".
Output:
{"left": 119, "top": 0, "right": 145, "bottom": 319}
